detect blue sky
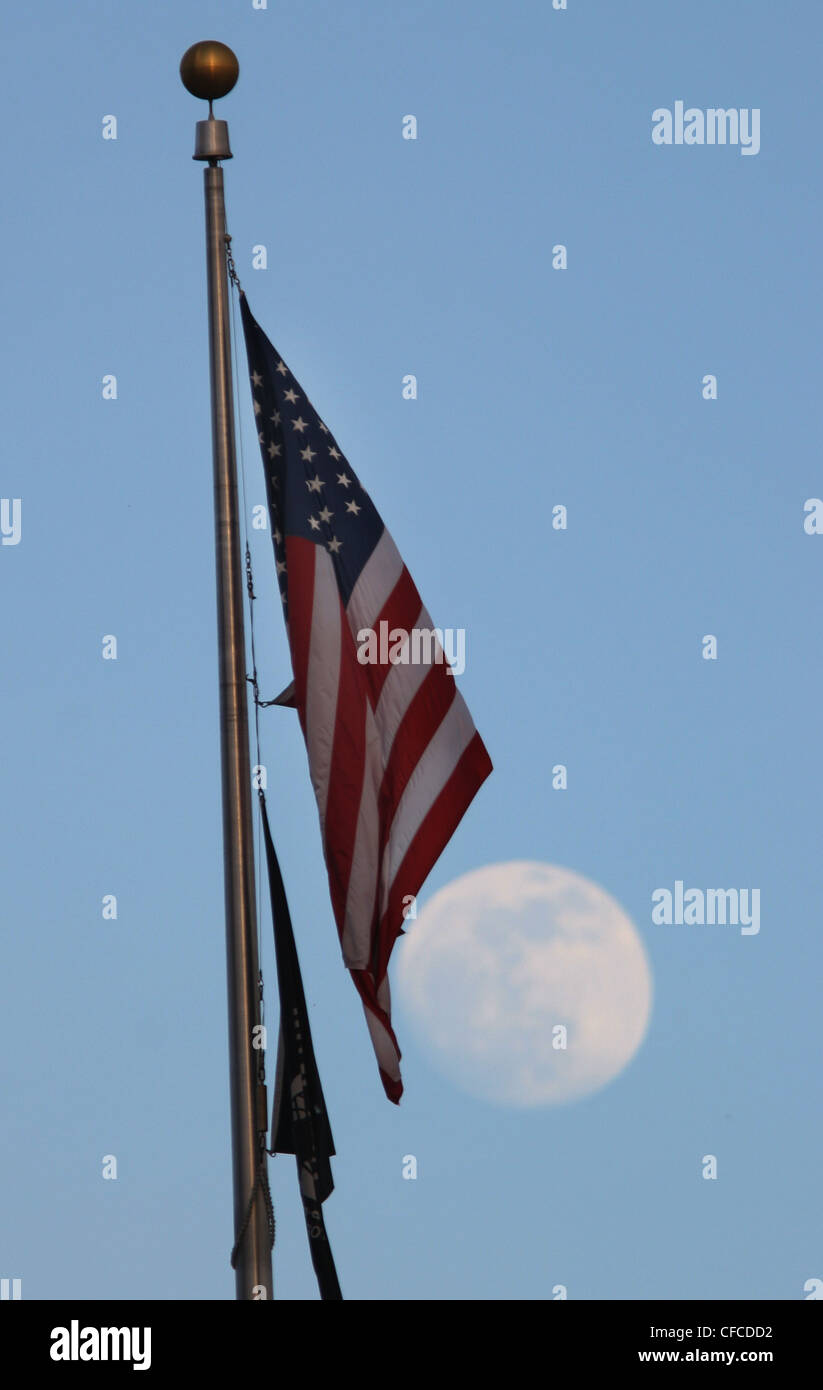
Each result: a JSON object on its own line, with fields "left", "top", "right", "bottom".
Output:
{"left": 1, "top": 0, "right": 820, "bottom": 1299}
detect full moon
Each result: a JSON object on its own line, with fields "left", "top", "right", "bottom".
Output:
{"left": 395, "top": 862, "right": 652, "bottom": 1106}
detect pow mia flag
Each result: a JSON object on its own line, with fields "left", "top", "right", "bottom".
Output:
{"left": 260, "top": 790, "right": 342, "bottom": 1301}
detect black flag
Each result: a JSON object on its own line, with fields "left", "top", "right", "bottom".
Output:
{"left": 259, "top": 790, "right": 342, "bottom": 1301}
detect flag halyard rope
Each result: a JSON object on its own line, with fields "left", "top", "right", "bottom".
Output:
{"left": 230, "top": 1159, "right": 276, "bottom": 1270}
{"left": 225, "top": 225, "right": 276, "bottom": 1275}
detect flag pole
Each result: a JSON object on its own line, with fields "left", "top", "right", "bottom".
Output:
{"left": 180, "top": 40, "right": 273, "bottom": 1300}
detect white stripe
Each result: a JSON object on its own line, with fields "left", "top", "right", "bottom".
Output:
{"left": 361, "top": 987, "right": 401, "bottom": 1082}
{"left": 376, "top": 974, "right": 391, "bottom": 1012}
{"left": 380, "top": 691, "right": 477, "bottom": 915}
{"left": 304, "top": 548, "right": 342, "bottom": 834}
{"left": 372, "top": 604, "right": 438, "bottom": 764}
{"left": 346, "top": 527, "right": 404, "bottom": 633}
{"left": 340, "top": 700, "right": 382, "bottom": 969}
{"left": 339, "top": 604, "right": 446, "bottom": 968}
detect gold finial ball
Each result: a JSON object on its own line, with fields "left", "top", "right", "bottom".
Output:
{"left": 180, "top": 41, "right": 239, "bottom": 102}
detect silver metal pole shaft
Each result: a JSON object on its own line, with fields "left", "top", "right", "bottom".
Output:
{"left": 204, "top": 159, "right": 272, "bottom": 1301}
{"left": 181, "top": 41, "right": 272, "bottom": 1300}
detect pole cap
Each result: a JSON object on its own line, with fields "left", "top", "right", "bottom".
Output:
{"left": 180, "top": 41, "right": 239, "bottom": 102}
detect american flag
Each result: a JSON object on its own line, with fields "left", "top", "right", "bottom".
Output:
{"left": 240, "top": 293, "right": 492, "bottom": 1102}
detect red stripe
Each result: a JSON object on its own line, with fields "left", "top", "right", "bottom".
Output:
{"left": 378, "top": 1067, "right": 403, "bottom": 1105}
{"left": 376, "top": 731, "right": 493, "bottom": 981}
{"left": 285, "top": 536, "right": 316, "bottom": 734}
{"left": 323, "top": 607, "right": 368, "bottom": 934}
{"left": 353, "top": 566, "right": 422, "bottom": 706}
{"left": 349, "top": 968, "right": 403, "bottom": 1104}
{"left": 377, "top": 664, "right": 457, "bottom": 840}
{"left": 356, "top": 667, "right": 458, "bottom": 975}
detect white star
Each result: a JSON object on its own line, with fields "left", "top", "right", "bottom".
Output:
{"left": 300, "top": 444, "right": 316, "bottom": 463}
{"left": 328, "top": 446, "right": 341, "bottom": 461}
{"left": 276, "top": 559, "right": 287, "bottom": 575}
{"left": 319, "top": 422, "right": 329, "bottom": 434}
{"left": 345, "top": 499, "right": 361, "bottom": 515}
{"left": 327, "top": 536, "right": 342, "bottom": 554}
{"left": 267, "top": 442, "right": 281, "bottom": 459}
{"left": 253, "top": 399, "right": 262, "bottom": 415}
{"left": 336, "top": 472, "right": 351, "bottom": 488}
{"left": 308, "top": 515, "right": 321, "bottom": 531}
{"left": 292, "top": 416, "right": 309, "bottom": 433}
{"left": 276, "top": 360, "right": 288, "bottom": 376}
{"left": 273, "top": 528, "right": 282, "bottom": 544}
{"left": 306, "top": 475, "right": 324, "bottom": 493}
{"left": 252, "top": 371, "right": 263, "bottom": 387}
{"left": 270, "top": 411, "right": 281, "bottom": 426}
{"left": 318, "top": 505, "right": 333, "bottom": 523}
{"left": 284, "top": 387, "right": 299, "bottom": 404}
{"left": 258, "top": 431, "right": 264, "bottom": 443}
